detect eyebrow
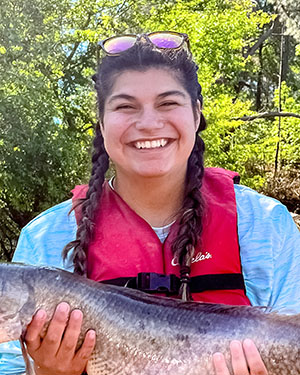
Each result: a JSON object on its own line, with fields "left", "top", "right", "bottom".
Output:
{"left": 107, "top": 94, "right": 135, "bottom": 104}
{"left": 157, "top": 90, "right": 187, "bottom": 99}
{"left": 107, "top": 90, "right": 187, "bottom": 104}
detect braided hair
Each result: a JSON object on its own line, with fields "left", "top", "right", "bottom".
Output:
{"left": 172, "top": 133, "right": 206, "bottom": 301}
{"left": 62, "top": 123, "right": 109, "bottom": 275}
{"left": 63, "top": 42, "right": 207, "bottom": 301}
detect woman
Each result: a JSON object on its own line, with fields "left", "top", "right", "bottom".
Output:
{"left": 1, "top": 32, "right": 299, "bottom": 375}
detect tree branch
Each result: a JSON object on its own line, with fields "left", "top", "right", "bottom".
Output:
{"left": 64, "top": 13, "right": 93, "bottom": 67}
{"left": 0, "top": 237, "right": 13, "bottom": 261}
{"left": 232, "top": 112, "right": 300, "bottom": 121}
{"left": 244, "top": 16, "right": 280, "bottom": 58}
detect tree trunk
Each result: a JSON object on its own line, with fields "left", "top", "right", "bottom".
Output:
{"left": 274, "top": 27, "right": 284, "bottom": 175}
{"left": 256, "top": 44, "right": 263, "bottom": 111}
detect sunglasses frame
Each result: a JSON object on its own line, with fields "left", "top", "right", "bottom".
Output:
{"left": 99, "top": 31, "right": 190, "bottom": 56}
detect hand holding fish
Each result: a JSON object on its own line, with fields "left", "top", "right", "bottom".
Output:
{"left": 213, "top": 339, "right": 268, "bottom": 375}
{"left": 25, "top": 303, "right": 96, "bottom": 375}
{"left": 26, "top": 304, "right": 268, "bottom": 375}
{"left": 26, "top": 304, "right": 267, "bottom": 375}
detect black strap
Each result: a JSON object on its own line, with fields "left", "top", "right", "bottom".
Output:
{"left": 233, "top": 175, "right": 240, "bottom": 184}
{"left": 101, "top": 273, "right": 180, "bottom": 294}
{"left": 189, "top": 273, "right": 245, "bottom": 293}
{"left": 101, "top": 272, "right": 246, "bottom": 295}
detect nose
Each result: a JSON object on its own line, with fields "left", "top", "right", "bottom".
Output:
{"left": 135, "top": 107, "right": 164, "bottom": 131}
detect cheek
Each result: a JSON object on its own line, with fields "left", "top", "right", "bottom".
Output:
{"left": 171, "top": 110, "right": 197, "bottom": 138}
{"left": 101, "top": 117, "right": 132, "bottom": 161}
{"left": 102, "top": 115, "right": 123, "bottom": 144}
{"left": 102, "top": 129, "right": 119, "bottom": 156}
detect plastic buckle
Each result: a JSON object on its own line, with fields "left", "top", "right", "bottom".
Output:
{"left": 136, "top": 272, "right": 179, "bottom": 294}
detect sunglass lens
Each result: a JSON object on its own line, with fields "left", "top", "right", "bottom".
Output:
{"left": 148, "top": 32, "right": 183, "bottom": 49}
{"left": 103, "top": 36, "right": 136, "bottom": 54}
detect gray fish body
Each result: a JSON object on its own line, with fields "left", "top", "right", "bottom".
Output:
{"left": 0, "top": 263, "right": 299, "bottom": 375}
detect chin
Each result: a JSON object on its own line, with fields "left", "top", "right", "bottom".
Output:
{"left": 135, "top": 168, "right": 171, "bottom": 179}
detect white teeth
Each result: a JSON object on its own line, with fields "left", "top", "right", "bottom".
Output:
{"left": 135, "top": 139, "right": 168, "bottom": 149}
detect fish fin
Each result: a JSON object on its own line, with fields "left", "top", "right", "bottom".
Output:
{"left": 19, "top": 337, "right": 36, "bottom": 375}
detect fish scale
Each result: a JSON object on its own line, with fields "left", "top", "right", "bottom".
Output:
{"left": 0, "top": 263, "right": 300, "bottom": 374}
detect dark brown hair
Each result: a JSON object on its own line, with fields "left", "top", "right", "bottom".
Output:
{"left": 63, "top": 42, "right": 207, "bottom": 301}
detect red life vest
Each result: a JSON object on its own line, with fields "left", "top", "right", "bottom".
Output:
{"left": 72, "top": 167, "right": 251, "bottom": 306}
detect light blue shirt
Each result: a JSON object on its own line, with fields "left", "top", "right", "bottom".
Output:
{"left": 1, "top": 185, "right": 300, "bottom": 374}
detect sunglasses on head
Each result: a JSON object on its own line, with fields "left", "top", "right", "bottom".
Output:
{"left": 99, "top": 31, "right": 190, "bottom": 56}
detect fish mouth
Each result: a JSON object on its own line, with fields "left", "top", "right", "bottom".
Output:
{"left": 132, "top": 138, "right": 174, "bottom": 150}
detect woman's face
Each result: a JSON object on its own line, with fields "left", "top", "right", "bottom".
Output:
{"left": 101, "top": 68, "right": 200, "bottom": 181}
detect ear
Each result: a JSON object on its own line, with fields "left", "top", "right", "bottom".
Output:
{"left": 194, "top": 100, "right": 201, "bottom": 131}
{"left": 95, "top": 120, "right": 105, "bottom": 136}
{"left": 99, "top": 119, "right": 105, "bottom": 132}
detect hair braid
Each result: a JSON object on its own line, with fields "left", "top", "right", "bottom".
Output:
{"left": 172, "top": 133, "right": 205, "bottom": 301}
{"left": 62, "top": 122, "right": 109, "bottom": 275}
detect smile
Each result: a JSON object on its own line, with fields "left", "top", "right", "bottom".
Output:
{"left": 134, "top": 139, "right": 168, "bottom": 149}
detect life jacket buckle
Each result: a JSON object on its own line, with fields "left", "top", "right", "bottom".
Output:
{"left": 136, "top": 272, "right": 179, "bottom": 294}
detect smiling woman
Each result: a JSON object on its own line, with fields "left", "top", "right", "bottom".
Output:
{"left": 1, "top": 32, "right": 300, "bottom": 375}
{"left": 102, "top": 69, "right": 199, "bottom": 182}
{"left": 99, "top": 68, "right": 200, "bottom": 229}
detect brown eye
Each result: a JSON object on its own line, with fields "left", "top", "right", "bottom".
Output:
{"left": 161, "top": 101, "right": 177, "bottom": 107}
{"left": 116, "top": 104, "right": 134, "bottom": 110}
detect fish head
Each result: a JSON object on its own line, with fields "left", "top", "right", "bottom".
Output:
{"left": 0, "top": 266, "right": 33, "bottom": 343}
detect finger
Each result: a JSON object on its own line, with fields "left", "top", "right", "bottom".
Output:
{"left": 57, "top": 309, "right": 83, "bottom": 360}
{"left": 25, "top": 309, "right": 47, "bottom": 353}
{"left": 213, "top": 352, "right": 231, "bottom": 375}
{"left": 74, "top": 330, "right": 96, "bottom": 365}
{"left": 41, "top": 302, "right": 70, "bottom": 356}
{"left": 230, "top": 340, "right": 249, "bottom": 374}
{"left": 243, "top": 339, "right": 268, "bottom": 375}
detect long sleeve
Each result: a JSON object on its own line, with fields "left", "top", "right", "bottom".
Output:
{"left": 235, "top": 184, "right": 300, "bottom": 314}
{"left": 0, "top": 199, "right": 76, "bottom": 374}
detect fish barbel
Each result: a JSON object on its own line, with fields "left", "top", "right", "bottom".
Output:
{"left": 0, "top": 263, "right": 299, "bottom": 375}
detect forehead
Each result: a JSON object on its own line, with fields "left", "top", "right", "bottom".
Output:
{"left": 108, "top": 68, "right": 187, "bottom": 97}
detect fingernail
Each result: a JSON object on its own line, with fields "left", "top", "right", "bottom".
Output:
{"left": 72, "top": 309, "right": 83, "bottom": 320}
{"left": 213, "top": 352, "right": 223, "bottom": 362}
{"left": 243, "top": 338, "right": 254, "bottom": 348}
{"left": 87, "top": 330, "right": 96, "bottom": 340}
{"left": 230, "top": 340, "right": 241, "bottom": 350}
{"left": 36, "top": 309, "right": 46, "bottom": 319}
{"left": 57, "top": 302, "right": 70, "bottom": 313}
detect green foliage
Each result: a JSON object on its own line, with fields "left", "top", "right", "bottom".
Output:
{"left": 269, "top": 0, "right": 300, "bottom": 41}
{"left": 273, "top": 83, "right": 300, "bottom": 167}
{"left": 202, "top": 95, "right": 278, "bottom": 189}
{"left": 136, "top": 0, "right": 273, "bottom": 95}
{"left": 0, "top": 0, "right": 95, "bottom": 259}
